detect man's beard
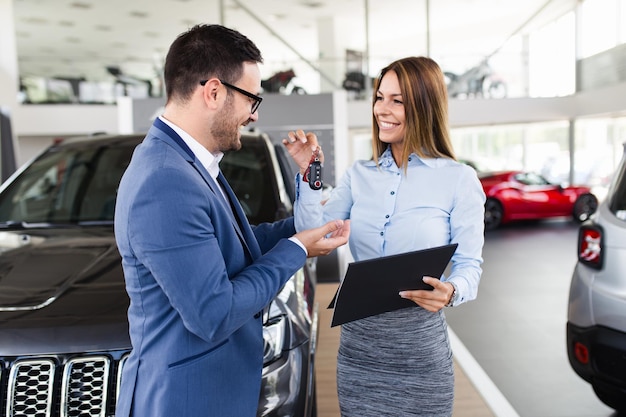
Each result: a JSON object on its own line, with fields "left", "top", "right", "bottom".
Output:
{"left": 211, "top": 95, "right": 243, "bottom": 152}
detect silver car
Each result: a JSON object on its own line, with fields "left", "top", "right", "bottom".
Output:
{"left": 567, "top": 142, "right": 626, "bottom": 413}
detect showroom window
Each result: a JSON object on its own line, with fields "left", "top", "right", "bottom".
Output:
{"left": 579, "top": 0, "right": 624, "bottom": 59}
{"left": 451, "top": 121, "right": 570, "bottom": 176}
{"left": 451, "top": 116, "right": 626, "bottom": 201}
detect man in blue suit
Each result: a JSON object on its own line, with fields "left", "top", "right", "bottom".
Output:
{"left": 114, "top": 24, "right": 349, "bottom": 417}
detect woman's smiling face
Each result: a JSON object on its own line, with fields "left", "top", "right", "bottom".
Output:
{"left": 374, "top": 70, "right": 406, "bottom": 148}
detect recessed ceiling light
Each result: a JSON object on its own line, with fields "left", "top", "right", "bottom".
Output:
{"left": 129, "top": 11, "right": 149, "bottom": 18}
{"left": 269, "top": 14, "right": 287, "bottom": 20}
{"left": 21, "top": 17, "right": 49, "bottom": 24}
{"left": 299, "top": 1, "right": 325, "bottom": 8}
{"left": 69, "top": 2, "right": 92, "bottom": 9}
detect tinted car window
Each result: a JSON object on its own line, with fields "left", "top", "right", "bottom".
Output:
{"left": 0, "top": 143, "right": 134, "bottom": 223}
{"left": 0, "top": 137, "right": 287, "bottom": 226}
{"left": 221, "top": 139, "right": 285, "bottom": 225}
{"left": 608, "top": 160, "right": 626, "bottom": 221}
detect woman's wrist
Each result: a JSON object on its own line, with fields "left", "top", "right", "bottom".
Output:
{"left": 445, "top": 282, "right": 458, "bottom": 307}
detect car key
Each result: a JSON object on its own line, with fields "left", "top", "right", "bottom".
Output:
{"left": 304, "top": 147, "right": 323, "bottom": 190}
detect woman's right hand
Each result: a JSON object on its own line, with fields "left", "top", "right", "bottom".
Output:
{"left": 282, "top": 130, "right": 324, "bottom": 175}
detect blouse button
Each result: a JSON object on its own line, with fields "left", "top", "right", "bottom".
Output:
{"left": 385, "top": 214, "right": 390, "bottom": 218}
{"left": 380, "top": 232, "right": 384, "bottom": 236}
{"left": 390, "top": 191, "right": 395, "bottom": 195}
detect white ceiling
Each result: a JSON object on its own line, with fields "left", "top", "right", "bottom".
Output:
{"left": 12, "top": 0, "right": 578, "bottom": 86}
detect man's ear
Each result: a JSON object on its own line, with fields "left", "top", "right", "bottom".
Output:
{"left": 200, "top": 78, "right": 221, "bottom": 109}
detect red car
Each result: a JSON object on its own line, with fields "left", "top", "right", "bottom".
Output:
{"left": 479, "top": 170, "right": 598, "bottom": 231}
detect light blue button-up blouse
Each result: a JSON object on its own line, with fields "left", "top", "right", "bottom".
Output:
{"left": 295, "top": 147, "right": 486, "bottom": 306}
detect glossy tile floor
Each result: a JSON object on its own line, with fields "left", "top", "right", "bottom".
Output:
{"left": 315, "top": 219, "right": 621, "bottom": 417}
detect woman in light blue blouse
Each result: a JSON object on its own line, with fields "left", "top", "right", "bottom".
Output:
{"left": 285, "top": 56, "right": 486, "bottom": 417}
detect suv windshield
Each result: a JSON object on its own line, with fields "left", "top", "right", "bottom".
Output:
{"left": 0, "top": 134, "right": 287, "bottom": 227}
{"left": 0, "top": 142, "right": 135, "bottom": 224}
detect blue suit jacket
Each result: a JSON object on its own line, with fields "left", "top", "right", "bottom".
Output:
{"left": 114, "top": 119, "right": 306, "bottom": 417}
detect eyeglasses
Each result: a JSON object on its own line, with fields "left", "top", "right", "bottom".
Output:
{"left": 200, "top": 79, "right": 263, "bottom": 114}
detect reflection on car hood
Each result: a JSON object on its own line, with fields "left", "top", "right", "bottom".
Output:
{"left": 0, "top": 226, "right": 131, "bottom": 355}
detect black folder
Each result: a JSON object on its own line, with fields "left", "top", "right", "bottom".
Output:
{"left": 328, "top": 243, "right": 458, "bottom": 327}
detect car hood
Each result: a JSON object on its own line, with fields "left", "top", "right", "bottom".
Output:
{"left": 0, "top": 227, "right": 131, "bottom": 355}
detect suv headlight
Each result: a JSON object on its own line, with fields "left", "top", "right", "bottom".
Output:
{"left": 263, "top": 315, "right": 286, "bottom": 365}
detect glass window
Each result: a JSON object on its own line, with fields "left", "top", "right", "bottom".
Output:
{"left": 0, "top": 142, "right": 135, "bottom": 224}
{"left": 451, "top": 121, "right": 570, "bottom": 175}
{"left": 608, "top": 154, "right": 626, "bottom": 221}
{"left": 574, "top": 116, "right": 626, "bottom": 200}
{"left": 528, "top": 11, "right": 576, "bottom": 97}
{"left": 221, "top": 138, "right": 283, "bottom": 225}
{"left": 579, "top": 0, "right": 620, "bottom": 58}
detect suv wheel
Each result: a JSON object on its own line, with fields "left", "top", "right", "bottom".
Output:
{"left": 573, "top": 193, "right": 598, "bottom": 222}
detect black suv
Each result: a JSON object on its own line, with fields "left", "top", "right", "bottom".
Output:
{"left": 0, "top": 131, "right": 317, "bottom": 417}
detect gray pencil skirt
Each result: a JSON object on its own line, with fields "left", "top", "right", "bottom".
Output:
{"left": 336, "top": 306, "right": 454, "bottom": 417}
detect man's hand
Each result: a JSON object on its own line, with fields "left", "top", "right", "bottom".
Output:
{"left": 282, "top": 130, "right": 324, "bottom": 175}
{"left": 295, "top": 219, "right": 350, "bottom": 258}
{"left": 399, "top": 278, "right": 455, "bottom": 312}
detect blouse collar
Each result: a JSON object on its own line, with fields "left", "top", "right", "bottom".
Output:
{"left": 370, "top": 146, "right": 439, "bottom": 169}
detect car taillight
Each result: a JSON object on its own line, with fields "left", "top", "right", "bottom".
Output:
{"left": 578, "top": 225, "right": 604, "bottom": 270}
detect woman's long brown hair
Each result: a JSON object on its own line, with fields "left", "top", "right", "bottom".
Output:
{"left": 371, "top": 56, "right": 456, "bottom": 170}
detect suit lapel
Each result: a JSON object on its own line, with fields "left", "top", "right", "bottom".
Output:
{"left": 149, "top": 119, "right": 260, "bottom": 260}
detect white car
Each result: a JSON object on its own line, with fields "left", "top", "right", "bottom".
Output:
{"left": 567, "top": 142, "right": 626, "bottom": 412}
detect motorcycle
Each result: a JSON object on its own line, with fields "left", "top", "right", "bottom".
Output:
{"left": 261, "top": 69, "right": 306, "bottom": 95}
{"left": 342, "top": 71, "right": 375, "bottom": 99}
{"left": 444, "top": 59, "right": 507, "bottom": 99}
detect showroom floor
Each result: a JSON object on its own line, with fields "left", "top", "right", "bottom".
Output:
{"left": 315, "top": 219, "right": 620, "bottom": 417}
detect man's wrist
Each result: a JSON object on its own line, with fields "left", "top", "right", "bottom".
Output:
{"left": 288, "top": 236, "right": 307, "bottom": 256}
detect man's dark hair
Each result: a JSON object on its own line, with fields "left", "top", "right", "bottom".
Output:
{"left": 164, "top": 24, "right": 263, "bottom": 102}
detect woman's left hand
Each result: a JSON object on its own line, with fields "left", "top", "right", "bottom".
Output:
{"left": 399, "top": 278, "right": 455, "bottom": 312}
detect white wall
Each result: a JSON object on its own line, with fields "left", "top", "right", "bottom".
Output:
{"left": 14, "top": 105, "right": 118, "bottom": 136}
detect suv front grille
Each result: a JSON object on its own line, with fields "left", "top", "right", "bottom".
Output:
{"left": 7, "top": 359, "right": 55, "bottom": 417}
{"left": 61, "top": 357, "right": 110, "bottom": 417}
{"left": 3, "top": 354, "right": 128, "bottom": 417}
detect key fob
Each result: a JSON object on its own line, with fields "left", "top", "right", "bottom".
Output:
{"left": 307, "top": 160, "right": 323, "bottom": 190}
